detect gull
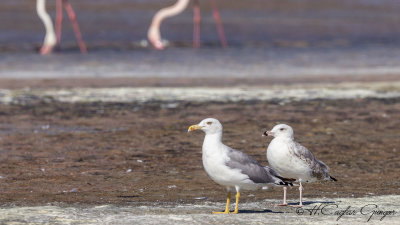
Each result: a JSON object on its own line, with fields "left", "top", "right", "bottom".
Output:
{"left": 264, "top": 124, "right": 337, "bottom": 207}
{"left": 188, "top": 118, "right": 291, "bottom": 214}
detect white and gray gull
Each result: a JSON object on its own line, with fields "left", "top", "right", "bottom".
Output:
{"left": 188, "top": 118, "right": 291, "bottom": 214}
{"left": 264, "top": 124, "right": 337, "bottom": 207}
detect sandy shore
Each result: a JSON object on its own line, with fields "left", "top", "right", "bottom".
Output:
{"left": 1, "top": 196, "right": 399, "bottom": 224}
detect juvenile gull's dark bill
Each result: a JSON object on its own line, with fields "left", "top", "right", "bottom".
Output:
{"left": 188, "top": 118, "right": 291, "bottom": 214}
{"left": 264, "top": 124, "right": 337, "bottom": 207}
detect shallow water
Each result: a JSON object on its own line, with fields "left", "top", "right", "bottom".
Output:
{"left": 1, "top": 0, "right": 400, "bottom": 49}
{"left": 1, "top": 0, "right": 400, "bottom": 79}
{"left": 1, "top": 45, "right": 400, "bottom": 79}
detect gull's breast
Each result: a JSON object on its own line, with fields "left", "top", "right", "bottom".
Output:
{"left": 267, "top": 140, "right": 311, "bottom": 180}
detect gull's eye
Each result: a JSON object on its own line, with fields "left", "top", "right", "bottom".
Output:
{"left": 207, "top": 122, "right": 213, "bottom": 125}
{"left": 280, "top": 128, "right": 285, "bottom": 131}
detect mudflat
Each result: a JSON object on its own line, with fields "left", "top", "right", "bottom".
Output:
{"left": 0, "top": 96, "right": 399, "bottom": 206}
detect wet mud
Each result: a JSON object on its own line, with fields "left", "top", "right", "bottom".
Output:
{"left": 0, "top": 98, "right": 399, "bottom": 206}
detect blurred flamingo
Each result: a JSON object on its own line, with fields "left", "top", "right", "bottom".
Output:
{"left": 148, "top": 0, "right": 228, "bottom": 50}
{"left": 36, "top": 0, "right": 87, "bottom": 55}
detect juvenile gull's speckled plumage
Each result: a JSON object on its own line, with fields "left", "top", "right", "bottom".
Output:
{"left": 188, "top": 118, "right": 289, "bottom": 214}
{"left": 264, "top": 124, "right": 337, "bottom": 207}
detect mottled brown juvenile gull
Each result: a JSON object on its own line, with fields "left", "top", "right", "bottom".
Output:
{"left": 264, "top": 124, "right": 337, "bottom": 207}
{"left": 188, "top": 118, "right": 290, "bottom": 214}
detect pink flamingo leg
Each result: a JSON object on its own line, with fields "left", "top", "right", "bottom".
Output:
{"left": 193, "top": 0, "right": 201, "bottom": 48}
{"left": 55, "top": 0, "right": 63, "bottom": 49}
{"left": 62, "top": 0, "right": 87, "bottom": 53}
{"left": 209, "top": 0, "right": 227, "bottom": 47}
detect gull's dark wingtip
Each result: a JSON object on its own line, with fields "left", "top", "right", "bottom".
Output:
{"left": 284, "top": 181, "right": 294, "bottom": 186}
{"left": 277, "top": 180, "right": 293, "bottom": 186}
{"left": 330, "top": 176, "right": 338, "bottom": 182}
{"left": 275, "top": 175, "right": 296, "bottom": 186}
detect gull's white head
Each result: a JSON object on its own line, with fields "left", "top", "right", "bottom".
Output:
{"left": 265, "top": 124, "right": 294, "bottom": 139}
{"left": 188, "top": 118, "right": 223, "bottom": 135}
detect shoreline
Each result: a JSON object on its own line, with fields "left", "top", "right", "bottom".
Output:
{"left": 1, "top": 81, "right": 400, "bottom": 104}
{"left": 1, "top": 195, "right": 399, "bottom": 224}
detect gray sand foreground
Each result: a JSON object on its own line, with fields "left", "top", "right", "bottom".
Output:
{"left": 1, "top": 195, "right": 399, "bottom": 224}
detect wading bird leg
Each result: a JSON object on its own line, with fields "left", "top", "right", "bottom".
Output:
{"left": 55, "top": 0, "right": 63, "bottom": 49}
{"left": 63, "top": 0, "right": 87, "bottom": 53}
{"left": 209, "top": 0, "right": 227, "bottom": 47}
{"left": 193, "top": 0, "right": 201, "bottom": 48}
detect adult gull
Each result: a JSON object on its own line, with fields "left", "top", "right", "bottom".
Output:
{"left": 188, "top": 118, "right": 291, "bottom": 214}
{"left": 264, "top": 124, "right": 337, "bottom": 207}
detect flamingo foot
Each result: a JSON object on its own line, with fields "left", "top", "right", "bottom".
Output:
{"left": 40, "top": 45, "right": 54, "bottom": 55}
{"left": 149, "top": 37, "right": 164, "bottom": 50}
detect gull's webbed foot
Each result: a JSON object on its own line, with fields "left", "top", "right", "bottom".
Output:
{"left": 213, "top": 211, "right": 230, "bottom": 214}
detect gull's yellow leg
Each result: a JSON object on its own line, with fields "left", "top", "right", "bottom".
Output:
{"left": 232, "top": 191, "right": 240, "bottom": 214}
{"left": 213, "top": 192, "right": 231, "bottom": 214}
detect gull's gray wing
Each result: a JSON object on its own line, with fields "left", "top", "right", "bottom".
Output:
{"left": 225, "top": 147, "right": 285, "bottom": 185}
{"left": 292, "top": 142, "right": 333, "bottom": 180}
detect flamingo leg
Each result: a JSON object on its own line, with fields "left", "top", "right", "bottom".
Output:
{"left": 36, "top": 0, "right": 56, "bottom": 55}
{"left": 209, "top": 0, "right": 227, "bottom": 47}
{"left": 55, "top": 0, "right": 63, "bottom": 49}
{"left": 193, "top": 0, "right": 201, "bottom": 48}
{"left": 62, "top": 0, "right": 87, "bottom": 53}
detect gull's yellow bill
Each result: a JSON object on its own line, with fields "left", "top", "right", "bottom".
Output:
{"left": 188, "top": 124, "right": 203, "bottom": 132}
